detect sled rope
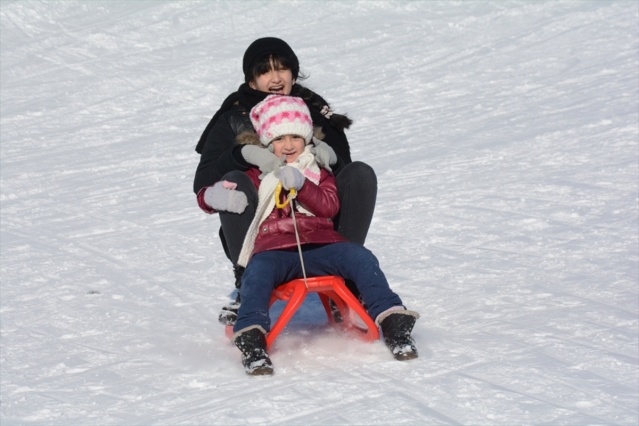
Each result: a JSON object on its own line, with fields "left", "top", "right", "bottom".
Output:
{"left": 275, "top": 183, "right": 308, "bottom": 288}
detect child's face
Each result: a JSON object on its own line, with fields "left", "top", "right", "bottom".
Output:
{"left": 271, "top": 135, "right": 306, "bottom": 163}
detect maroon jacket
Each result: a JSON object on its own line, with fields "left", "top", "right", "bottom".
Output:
{"left": 197, "top": 167, "right": 348, "bottom": 257}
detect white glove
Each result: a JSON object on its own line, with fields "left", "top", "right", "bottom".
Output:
{"left": 278, "top": 166, "right": 306, "bottom": 190}
{"left": 242, "top": 145, "right": 285, "bottom": 176}
{"left": 203, "top": 181, "right": 248, "bottom": 214}
{"left": 311, "top": 139, "right": 337, "bottom": 172}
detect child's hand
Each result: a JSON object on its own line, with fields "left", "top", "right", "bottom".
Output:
{"left": 278, "top": 166, "right": 306, "bottom": 190}
{"left": 203, "top": 181, "right": 248, "bottom": 214}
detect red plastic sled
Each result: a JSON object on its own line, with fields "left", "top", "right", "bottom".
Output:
{"left": 225, "top": 275, "right": 380, "bottom": 350}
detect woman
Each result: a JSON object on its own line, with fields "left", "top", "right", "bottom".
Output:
{"left": 193, "top": 37, "right": 377, "bottom": 324}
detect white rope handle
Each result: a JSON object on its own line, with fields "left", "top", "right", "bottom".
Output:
{"left": 289, "top": 197, "right": 308, "bottom": 289}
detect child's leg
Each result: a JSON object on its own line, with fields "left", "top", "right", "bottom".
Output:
{"left": 233, "top": 250, "right": 301, "bottom": 334}
{"left": 303, "top": 242, "right": 404, "bottom": 320}
{"left": 304, "top": 242, "right": 420, "bottom": 360}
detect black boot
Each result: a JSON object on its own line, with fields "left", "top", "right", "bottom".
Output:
{"left": 233, "top": 326, "right": 274, "bottom": 376}
{"left": 218, "top": 265, "right": 245, "bottom": 325}
{"left": 379, "top": 310, "right": 419, "bottom": 361}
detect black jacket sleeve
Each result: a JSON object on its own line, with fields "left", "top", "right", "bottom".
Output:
{"left": 193, "top": 111, "right": 251, "bottom": 194}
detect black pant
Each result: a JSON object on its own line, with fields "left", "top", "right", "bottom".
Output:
{"left": 217, "top": 161, "right": 377, "bottom": 266}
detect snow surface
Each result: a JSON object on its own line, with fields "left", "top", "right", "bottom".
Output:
{"left": 1, "top": 1, "right": 638, "bottom": 424}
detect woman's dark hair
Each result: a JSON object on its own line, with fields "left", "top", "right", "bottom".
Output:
{"left": 245, "top": 53, "right": 307, "bottom": 83}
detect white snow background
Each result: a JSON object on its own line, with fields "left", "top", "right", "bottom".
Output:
{"left": 1, "top": 1, "right": 638, "bottom": 424}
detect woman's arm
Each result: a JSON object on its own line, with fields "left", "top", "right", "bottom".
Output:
{"left": 193, "top": 113, "right": 250, "bottom": 194}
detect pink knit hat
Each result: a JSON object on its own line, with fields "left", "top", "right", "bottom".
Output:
{"left": 250, "top": 95, "right": 314, "bottom": 147}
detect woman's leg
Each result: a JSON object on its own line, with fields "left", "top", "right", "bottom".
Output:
{"left": 217, "top": 170, "right": 258, "bottom": 265}
{"left": 217, "top": 171, "right": 258, "bottom": 324}
{"left": 334, "top": 161, "right": 377, "bottom": 245}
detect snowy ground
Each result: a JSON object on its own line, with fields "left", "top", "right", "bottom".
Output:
{"left": 1, "top": 1, "right": 638, "bottom": 424}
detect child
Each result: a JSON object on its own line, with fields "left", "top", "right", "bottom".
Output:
{"left": 199, "top": 95, "right": 419, "bottom": 375}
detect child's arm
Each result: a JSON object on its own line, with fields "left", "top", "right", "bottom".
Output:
{"left": 294, "top": 170, "right": 340, "bottom": 218}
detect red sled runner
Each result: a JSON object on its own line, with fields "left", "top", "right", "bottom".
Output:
{"left": 225, "top": 275, "right": 380, "bottom": 350}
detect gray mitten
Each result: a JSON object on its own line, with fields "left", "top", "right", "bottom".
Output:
{"left": 311, "top": 139, "right": 337, "bottom": 172}
{"left": 278, "top": 166, "right": 306, "bottom": 190}
{"left": 242, "top": 145, "right": 285, "bottom": 176}
{"left": 203, "top": 181, "right": 248, "bottom": 214}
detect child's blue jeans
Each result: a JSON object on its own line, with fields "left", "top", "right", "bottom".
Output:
{"left": 233, "top": 242, "right": 404, "bottom": 333}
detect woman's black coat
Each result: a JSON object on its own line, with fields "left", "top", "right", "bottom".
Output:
{"left": 193, "top": 84, "right": 352, "bottom": 194}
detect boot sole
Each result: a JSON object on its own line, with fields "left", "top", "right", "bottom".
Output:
{"left": 394, "top": 351, "right": 418, "bottom": 361}
{"left": 246, "top": 366, "right": 274, "bottom": 376}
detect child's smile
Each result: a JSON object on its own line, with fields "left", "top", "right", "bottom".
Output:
{"left": 270, "top": 134, "right": 306, "bottom": 163}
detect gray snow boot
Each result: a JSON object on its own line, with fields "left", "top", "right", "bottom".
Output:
{"left": 218, "top": 266, "right": 245, "bottom": 326}
{"left": 218, "top": 291, "right": 240, "bottom": 325}
{"left": 233, "top": 326, "right": 274, "bottom": 376}
{"left": 379, "top": 310, "right": 420, "bottom": 361}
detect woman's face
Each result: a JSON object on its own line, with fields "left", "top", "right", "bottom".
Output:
{"left": 270, "top": 134, "right": 305, "bottom": 163}
{"left": 249, "top": 59, "right": 294, "bottom": 95}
